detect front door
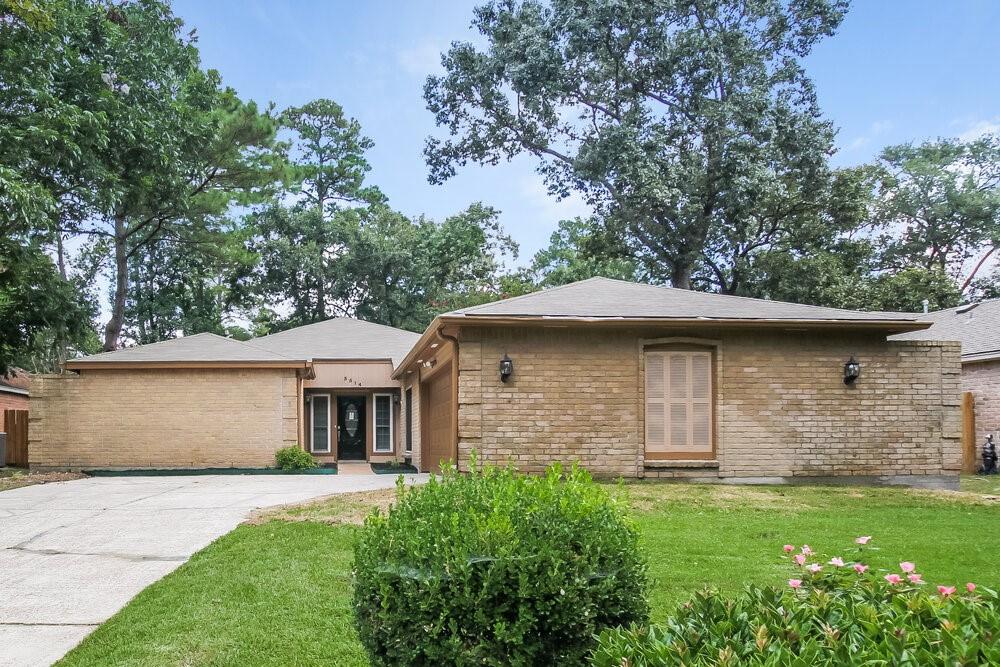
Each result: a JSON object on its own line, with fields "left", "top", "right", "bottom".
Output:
{"left": 337, "top": 396, "right": 366, "bottom": 460}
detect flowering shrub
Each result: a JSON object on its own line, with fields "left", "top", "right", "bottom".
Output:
{"left": 353, "top": 461, "right": 649, "bottom": 666}
{"left": 592, "top": 536, "right": 999, "bottom": 666}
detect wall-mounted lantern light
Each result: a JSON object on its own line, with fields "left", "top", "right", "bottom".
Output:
{"left": 499, "top": 353, "right": 514, "bottom": 383}
{"left": 843, "top": 356, "right": 861, "bottom": 385}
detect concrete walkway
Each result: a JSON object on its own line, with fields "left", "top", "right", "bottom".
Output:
{"left": 0, "top": 472, "right": 427, "bottom": 667}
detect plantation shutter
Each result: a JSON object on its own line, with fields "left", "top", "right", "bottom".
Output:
{"left": 645, "top": 350, "right": 713, "bottom": 456}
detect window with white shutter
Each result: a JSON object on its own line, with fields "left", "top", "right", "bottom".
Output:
{"left": 644, "top": 349, "right": 713, "bottom": 459}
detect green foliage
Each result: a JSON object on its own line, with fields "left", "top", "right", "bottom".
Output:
{"left": 875, "top": 136, "right": 1000, "bottom": 290}
{"left": 425, "top": 0, "right": 848, "bottom": 289}
{"left": 353, "top": 462, "right": 649, "bottom": 666}
{"left": 592, "top": 541, "right": 999, "bottom": 666}
{"left": 527, "top": 217, "right": 639, "bottom": 287}
{"left": 0, "top": 236, "right": 94, "bottom": 374}
{"left": 275, "top": 447, "right": 317, "bottom": 471}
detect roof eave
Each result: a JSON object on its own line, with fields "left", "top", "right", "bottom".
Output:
{"left": 391, "top": 317, "right": 443, "bottom": 379}
{"left": 437, "top": 314, "right": 931, "bottom": 333}
{"left": 962, "top": 351, "right": 1000, "bottom": 364}
{"left": 63, "top": 360, "right": 309, "bottom": 371}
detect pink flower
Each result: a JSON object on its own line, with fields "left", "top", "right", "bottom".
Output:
{"left": 855, "top": 536, "right": 872, "bottom": 545}
{"left": 801, "top": 545, "right": 813, "bottom": 555}
{"left": 783, "top": 544, "right": 795, "bottom": 553}
{"left": 907, "top": 573, "right": 923, "bottom": 584}
{"left": 854, "top": 563, "right": 869, "bottom": 574}
{"left": 829, "top": 557, "right": 845, "bottom": 567}
{"left": 885, "top": 574, "right": 902, "bottom": 585}
{"left": 900, "top": 562, "right": 916, "bottom": 573}
{"left": 807, "top": 563, "right": 822, "bottom": 573}
{"left": 793, "top": 554, "right": 807, "bottom": 566}
{"left": 938, "top": 585, "right": 956, "bottom": 597}
{"left": 967, "top": 582, "right": 977, "bottom": 593}
{"left": 788, "top": 579, "right": 802, "bottom": 589}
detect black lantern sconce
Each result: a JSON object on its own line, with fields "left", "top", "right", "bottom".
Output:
{"left": 499, "top": 353, "right": 514, "bottom": 383}
{"left": 843, "top": 356, "right": 861, "bottom": 385}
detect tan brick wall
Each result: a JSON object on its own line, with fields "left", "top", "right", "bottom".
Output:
{"left": 962, "top": 359, "right": 1000, "bottom": 446}
{"left": 456, "top": 326, "right": 961, "bottom": 485}
{"left": 29, "top": 368, "right": 298, "bottom": 470}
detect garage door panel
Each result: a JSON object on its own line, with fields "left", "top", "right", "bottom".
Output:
{"left": 421, "top": 362, "right": 454, "bottom": 473}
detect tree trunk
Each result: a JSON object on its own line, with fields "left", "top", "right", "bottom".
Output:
{"left": 55, "top": 230, "right": 66, "bottom": 280}
{"left": 54, "top": 229, "right": 69, "bottom": 367}
{"left": 103, "top": 212, "right": 128, "bottom": 351}
{"left": 670, "top": 262, "right": 693, "bottom": 290}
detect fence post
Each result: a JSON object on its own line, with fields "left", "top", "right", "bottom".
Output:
{"left": 961, "top": 392, "right": 976, "bottom": 474}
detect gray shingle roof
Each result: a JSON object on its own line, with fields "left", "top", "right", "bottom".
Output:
{"left": 889, "top": 299, "right": 1000, "bottom": 361}
{"left": 67, "top": 333, "right": 297, "bottom": 365}
{"left": 250, "top": 318, "right": 420, "bottom": 366}
{"left": 448, "top": 277, "right": 924, "bottom": 323}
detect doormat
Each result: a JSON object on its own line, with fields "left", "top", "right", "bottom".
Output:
{"left": 85, "top": 466, "right": 338, "bottom": 477}
{"left": 370, "top": 462, "right": 418, "bottom": 474}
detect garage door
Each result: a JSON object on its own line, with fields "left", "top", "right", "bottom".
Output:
{"left": 421, "top": 361, "right": 454, "bottom": 473}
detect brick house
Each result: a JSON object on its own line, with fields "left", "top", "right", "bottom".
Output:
{"left": 0, "top": 369, "right": 30, "bottom": 432}
{"left": 32, "top": 278, "right": 963, "bottom": 487}
{"left": 891, "top": 299, "right": 1000, "bottom": 449}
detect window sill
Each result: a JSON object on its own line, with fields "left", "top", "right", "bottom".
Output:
{"left": 644, "top": 459, "right": 719, "bottom": 469}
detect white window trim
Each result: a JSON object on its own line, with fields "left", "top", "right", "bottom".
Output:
{"left": 373, "top": 393, "right": 394, "bottom": 453}
{"left": 310, "top": 394, "right": 331, "bottom": 454}
{"left": 404, "top": 388, "right": 413, "bottom": 454}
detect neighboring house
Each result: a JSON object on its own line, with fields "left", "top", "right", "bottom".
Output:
{"left": 0, "top": 369, "right": 30, "bottom": 432}
{"left": 891, "top": 299, "right": 1000, "bottom": 448}
{"left": 31, "top": 278, "right": 963, "bottom": 487}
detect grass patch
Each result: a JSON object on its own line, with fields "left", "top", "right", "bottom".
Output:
{"left": 60, "top": 480, "right": 1000, "bottom": 666}
{"left": 961, "top": 473, "right": 1000, "bottom": 496}
{"left": 0, "top": 468, "right": 84, "bottom": 493}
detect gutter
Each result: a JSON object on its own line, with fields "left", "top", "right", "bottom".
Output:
{"left": 63, "top": 360, "right": 311, "bottom": 371}
{"left": 391, "top": 313, "right": 929, "bottom": 379}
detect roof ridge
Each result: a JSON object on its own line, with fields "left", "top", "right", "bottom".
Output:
{"left": 925, "top": 297, "right": 1000, "bottom": 316}
{"left": 596, "top": 277, "right": 920, "bottom": 318}
{"left": 225, "top": 335, "right": 298, "bottom": 360}
{"left": 251, "top": 317, "right": 419, "bottom": 342}
{"left": 451, "top": 277, "right": 606, "bottom": 315}
{"left": 453, "top": 276, "right": 920, "bottom": 320}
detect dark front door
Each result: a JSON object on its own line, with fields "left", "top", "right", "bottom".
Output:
{"left": 337, "top": 396, "right": 366, "bottom": 460}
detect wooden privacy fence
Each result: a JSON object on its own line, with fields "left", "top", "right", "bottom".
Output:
{"left": 3, "top": 409, "right": 28, "bottom": 468}
{"left": 961, "top": 392, "right": 976, "bottom": 474}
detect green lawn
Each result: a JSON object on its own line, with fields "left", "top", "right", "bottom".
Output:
{"left": 60, "top": 479, "right": 1000, "bottom": 667}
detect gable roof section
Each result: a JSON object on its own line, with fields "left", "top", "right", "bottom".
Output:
{"left": 249, "top": 318, "right": 421, "bottom": 367}
{"left": 889, "top": 299, "right": 1000, "bottom": 362}
{"left": 0, "top": 369, "right": 30, "bottom": 396}
{"left": 448, "top": 277, "right": 926, "bottom": 324}
{"left": 64, "top": 333, "right": 302, "bottom": 369}
{"left": 393, "top": 278, "right": 931, "bottom": 378}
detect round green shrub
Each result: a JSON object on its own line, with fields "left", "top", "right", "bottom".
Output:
{"left": 352, "top": 461, "right": 649, "bottom": 666}
{"left": 275, "top": 446, "right": 317, "bottom": 470}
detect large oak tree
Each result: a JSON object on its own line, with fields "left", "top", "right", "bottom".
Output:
{"left": 424, "top": 0, "right": 848, "bottom": 289}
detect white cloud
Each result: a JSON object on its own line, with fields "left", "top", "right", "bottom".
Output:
{"left": 842, "top": 120, "right": 894, "bottom": 153}
{"left": 397, "top": 41, "right": 444, "bottom": 78}
{"left": 956, "top": 117, "right": 1000, "bottom": 142}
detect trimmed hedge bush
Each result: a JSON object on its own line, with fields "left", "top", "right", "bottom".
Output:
{"left": 352, "top": 461, "right": 649, "bottom": 666}
{"left": 275, "top": 446, "right": 317, "bottom": 471}
{"left": 592, "top": 538, "right": 999, "bottom": 666}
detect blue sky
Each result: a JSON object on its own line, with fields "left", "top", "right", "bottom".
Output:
{"left": 173, "top": 0, "right": 1000, "bottom": 264}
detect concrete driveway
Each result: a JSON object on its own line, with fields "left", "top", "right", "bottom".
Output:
{"left": 0, "top": 472, "right": 427, "bottom": 667}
